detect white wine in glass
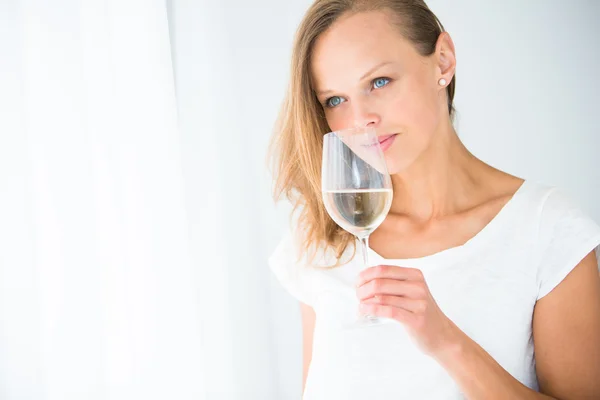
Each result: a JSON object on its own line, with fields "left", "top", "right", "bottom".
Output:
{"left": 322, "top": 189, "right": 392, "bottom": 237}
{"left": 321, "top": 127, "right": 393, "bottom": 327}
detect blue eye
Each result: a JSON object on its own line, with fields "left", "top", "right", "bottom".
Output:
{"left": 373, "top": 77, "right": 390, "bottom": 89}
{"left": 325, "top": 96, "right": 344, "bottom": 108}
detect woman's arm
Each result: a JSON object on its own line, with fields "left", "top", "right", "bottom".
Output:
{"left": 436, "top": 251, "right": 600, "bottom": 399}
{"left": 532, "top": 251, "right": 600, "bottom": 397}
{"left": 300, "top": 302, "right": 316, "bottom": 394}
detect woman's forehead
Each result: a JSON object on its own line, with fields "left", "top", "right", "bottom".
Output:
{"left": 310, "top": 12, "right": 414, "bottom": 89}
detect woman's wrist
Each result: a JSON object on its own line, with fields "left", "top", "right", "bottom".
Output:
{"left": 429, "top": 317, "right": 466, "bottom": 365}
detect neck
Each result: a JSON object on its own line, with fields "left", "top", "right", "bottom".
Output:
{"left": 389, "top": 124, "right": 494, "bottom": 221}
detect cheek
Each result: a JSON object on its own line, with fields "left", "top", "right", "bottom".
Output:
{"left": 390, "top": 79, "right": 439, "bottom": 132}
{"left": 325, "top": 115, "right": 342, "bottom": 132}
{"left": 324, "top": 108, "right": 352, "bottom": 132}
{"left": 383, "top": 83, "right": 441, "bottom": 173}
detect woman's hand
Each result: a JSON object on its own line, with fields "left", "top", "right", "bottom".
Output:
{"left": 356, "top": 265, "right": 460, "bottom": 358}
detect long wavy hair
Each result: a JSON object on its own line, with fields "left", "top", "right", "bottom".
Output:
{"left": 268, "top": 0, "right": 456, "bottom": 267}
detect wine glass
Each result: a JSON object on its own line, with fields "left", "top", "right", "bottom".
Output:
{"left": 321, "top": 126, "right": 393, "bottom": 327}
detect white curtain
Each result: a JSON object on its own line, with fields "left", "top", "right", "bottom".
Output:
{"left": 0, "top": 0, "right": 281, "bottom": 398}
{"left": 166, "top": 0, "right": 325, "bottom": 398}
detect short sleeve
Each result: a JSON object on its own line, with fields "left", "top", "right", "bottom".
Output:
{"left": 536, "top": 188, "right": 600, "bottom": 300}
{"left": 268, "top": 228, "right": 318, "bottom": 307}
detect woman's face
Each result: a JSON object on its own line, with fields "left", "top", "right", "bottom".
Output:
{"left": 311, "top": 10, "right": 455, "bottom": 174}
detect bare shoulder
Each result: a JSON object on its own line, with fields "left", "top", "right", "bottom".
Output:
{"left": 533, "top": 251, "right": 600, "bottom": 398}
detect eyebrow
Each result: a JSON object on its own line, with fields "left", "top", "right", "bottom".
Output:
{"left": 315, "top": 61, "right": 395, "bottom": 96}
{"left": 359, "top": 61, "right": 394, "bottom": 81}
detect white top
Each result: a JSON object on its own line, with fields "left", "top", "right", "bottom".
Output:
{"left": 268, "top": 180, "right": 600, "bottom": 399}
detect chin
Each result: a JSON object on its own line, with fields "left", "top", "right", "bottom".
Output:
{"left": 384, "top": 155, "right": 413, "bottom": 175}
{"left": 384, "top": 140, "right": 427, "bottom": 175}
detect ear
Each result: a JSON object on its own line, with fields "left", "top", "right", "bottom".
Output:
{"left": 435, "top": 32, "right": 456, "bottom": 85}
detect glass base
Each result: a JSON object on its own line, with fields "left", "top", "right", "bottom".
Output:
{"left": 342, "top": 313, "right": 395, "bottom": 329}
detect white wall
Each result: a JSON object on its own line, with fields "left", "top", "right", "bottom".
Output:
{"left": 168, "top": 1, "right": 599, "bottom": 399}
{"left": 428, "top": 0, "right": 600, "bottom": 221}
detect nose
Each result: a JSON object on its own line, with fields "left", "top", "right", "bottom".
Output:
{"left": 350, "top": 100, "right": 380, "bottom": 129}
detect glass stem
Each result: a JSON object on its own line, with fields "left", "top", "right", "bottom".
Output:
{"left": 360, "top": 235, "right": 370, "bottom": 268}
{"left": 359, "top": 235, "right": 377, "bottom": 322}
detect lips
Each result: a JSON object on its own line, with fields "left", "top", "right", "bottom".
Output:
{"left": 377, "top": 134, "right": 396, "bottom": 144}
{"left": 377, "top": 134, "right": 397, "bottom": 152}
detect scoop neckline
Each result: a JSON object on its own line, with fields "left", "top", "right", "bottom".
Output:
{"left": 364, "top": 179, "right": 530, "bottom": 266}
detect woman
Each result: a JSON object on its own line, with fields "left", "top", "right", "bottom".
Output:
{"left": 268, "top": 0, "right": 600, "bottom": 398}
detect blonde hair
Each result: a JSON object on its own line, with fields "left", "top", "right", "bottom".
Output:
{"left": 268, "top": 0, "right": 455, "bottom": 267}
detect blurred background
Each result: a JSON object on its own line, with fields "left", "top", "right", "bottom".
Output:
{"left": 0, "top": 0, "right": 598, "bottom": 399}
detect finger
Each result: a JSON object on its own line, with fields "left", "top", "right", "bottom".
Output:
{"left": 356, "top": 279, "right": 426, "bottom": 301}
{"left": 359, "top": 302, "right": 414, "bottom": 324}
{"left": 356, "top": 265, "right": 423, "bottom": 287}
{"left": 361, "top": 295, "right": 427, "bottom": 314}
